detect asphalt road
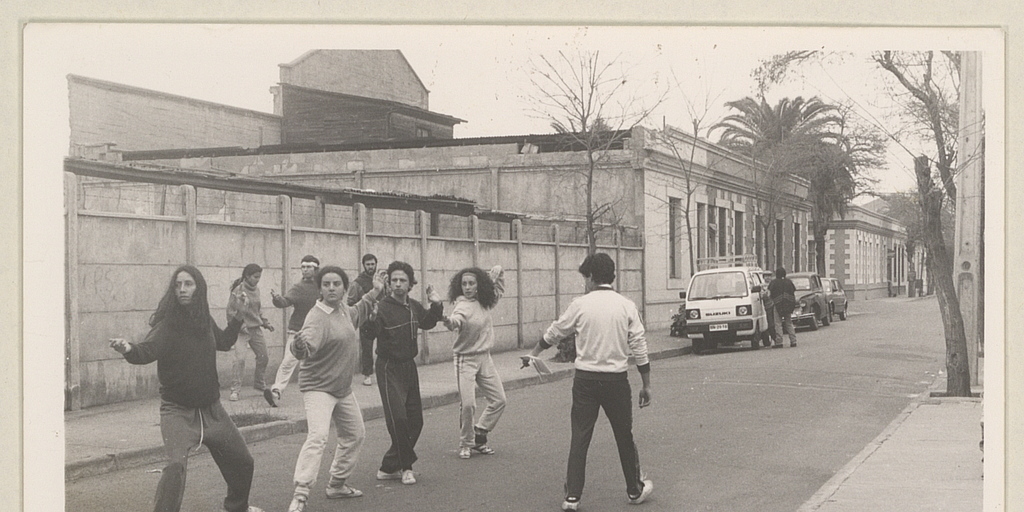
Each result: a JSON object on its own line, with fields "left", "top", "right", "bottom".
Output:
{"left": 66, "top": 296, "right": 946, "bottom": 512}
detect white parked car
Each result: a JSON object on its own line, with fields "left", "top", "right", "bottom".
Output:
{"left": 681, "top": 266, "right": 772, "bottom": 354}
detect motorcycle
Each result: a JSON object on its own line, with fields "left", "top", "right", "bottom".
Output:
{"left": 670, "top": 302, "right": 687, "bottom": 337}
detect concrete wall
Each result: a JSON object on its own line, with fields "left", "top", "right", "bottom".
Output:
{"left": 68, "top": 75, "right": 281, "bottom": 152}
{"left": 65, "top": 174, "right": 641, "bottom": 410}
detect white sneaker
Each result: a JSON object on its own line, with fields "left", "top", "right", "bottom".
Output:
{"left": 401, "top": 469, "right": 416, "bottom": 485}
{"left": 459, "top": 447, "right": 472, "bottom": 459}
{"left": 562, "top": 498, "right": 580, "bottom": 511}
{"left": 628, "top": 478, "right": 654, "bottom": 505}
{"left": 229, "top": 391, "right": 240, "bottom": 401}
{"left": 363, "top": 375, "right": 373, "bottom": 386}
{"left": 376, "top": 469, "right": 402, "bottom": 480}
{"left": 287, "top": 495, "right": 306, "bottom": 512}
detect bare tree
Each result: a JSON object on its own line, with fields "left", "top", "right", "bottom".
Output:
{"left": 528, "top": 49, "right": 665, "bottom": 254}
{"left": 875, "top": 51, "right": 972, "bottom": 396}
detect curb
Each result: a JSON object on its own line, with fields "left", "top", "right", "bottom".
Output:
{"left": 65, "top": 345, "right": 691, "bottom": 482}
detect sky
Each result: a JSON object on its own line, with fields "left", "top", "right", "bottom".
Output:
{"left": 22, "top": 23, "right": 1003, "bottom": 198}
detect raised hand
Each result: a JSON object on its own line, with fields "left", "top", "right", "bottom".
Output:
{"left": 109, "top": 338, "right": 131, "bottom": 354}
{"left": 426, "top": 284, "right": 442, "bottom": 304}
{"left": 488, "top": 265, "right": 504, "bottom": 282}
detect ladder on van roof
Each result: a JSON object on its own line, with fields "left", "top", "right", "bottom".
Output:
{"left": 696, "top": 254, "right": 758, "bottom": 271}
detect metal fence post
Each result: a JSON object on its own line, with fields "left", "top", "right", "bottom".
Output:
{"left": 553, "top": 224, "right": 561, "bottom": 316}
{"left": 356, "top": 203, "right": 367, "bottom": 265}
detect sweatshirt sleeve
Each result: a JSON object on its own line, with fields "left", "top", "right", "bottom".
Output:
{"left": 626, "top": 303, "right": 649, "bottom": 368}
{"left": 418, "top": 299, "right": 444, "bottom": 330}
{"left": 347, "top": 291, "right": 379, "bottom": 329}
{"left": 272, "top": 288, "right": 294, "bottom": 308}
{"left": 543, "top": 299, "right": 580, "bottom": 346}
{"left": 294, "top": 308, "right": 324, "bottom": 359}
{"left": 443, "top": 300, "right": 469, "bottom": 332}
{"left": 122, "top": 323, "right": 168, "bottom": 365}
{"left": 213, "top": 317, "right": 244, "bottom": 351}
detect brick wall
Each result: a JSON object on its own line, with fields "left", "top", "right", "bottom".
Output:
{"left": 69, "top": 75, "right": 281, "bottom": 151}
{"left": 280, "top": 50, "right": 428, "bottom": 109}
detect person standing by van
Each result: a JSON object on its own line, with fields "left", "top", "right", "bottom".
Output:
{"left": 768, "top": 267, "right": 798, "bottom": 348}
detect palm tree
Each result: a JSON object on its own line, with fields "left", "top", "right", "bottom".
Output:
{"left": 710, "top": 96, "right": 841, "bottom": 270}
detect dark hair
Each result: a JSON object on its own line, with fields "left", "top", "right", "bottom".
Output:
{"left": 448, "top": 267, "right": 498, "bottom": 309}
{"left": 316, "top": 265, "right": 349, "bottom": 290}
{"left": 775, "top": 267, "right": 787, "bottom": 279}
{"left": 361, "top": 253, "right": 378, "bottom": 264}
{"left": 231, "top": 263, "right": 263, "bottom": 291}
{"left": 578, "top": 253, "right": 615, "bottom": 285}
{"left": 386, "top": 261, "right": 417, "bottom": 288}
{"left": 300, "top": 255, "right": 320, "bottom": 266}
{"left": 150, "top": 265, "right": 210, "bottom": 331}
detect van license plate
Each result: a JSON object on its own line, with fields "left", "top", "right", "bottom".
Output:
{"left": 709, "top": 324, "right": 728, "bottom": 332}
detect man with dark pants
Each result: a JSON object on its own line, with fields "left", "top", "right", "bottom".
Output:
{"left": 372, "top": 261, "right": 444, "bottom": 486}
{"left": 768, "top": 266, "right": 798, "bottom": 348}
{"left": 522, "top": 253, "right": 653, "bottom": 511}
{"left": 266, "top": 254, "right": 320, "bottom": 406}
{"left": 346, "top": 253, "right": 379, "bottom": 386}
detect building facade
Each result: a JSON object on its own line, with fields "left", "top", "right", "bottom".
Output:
{"left": 822, "top": 200, "right": 917, "bottom": 300}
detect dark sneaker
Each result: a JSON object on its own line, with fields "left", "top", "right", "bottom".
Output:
{"left": 474, "top": 427, "right": 489, "bottom": 447}
{"left": 263, "top": 388, "right": 279, "bottom": 407}
{"left": 628, "top": 479, "right": 654, "bottom": 504}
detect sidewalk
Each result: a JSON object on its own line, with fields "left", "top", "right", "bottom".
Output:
{"left": 798, "top": 367, "right": 985, "bottom": 512}
{"left": 65, "top": 332, "right": 692, "bottom": 481}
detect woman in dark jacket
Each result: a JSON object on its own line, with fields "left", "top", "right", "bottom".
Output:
{"left": 109, "top": 265, "right": 264, "bottom": 512}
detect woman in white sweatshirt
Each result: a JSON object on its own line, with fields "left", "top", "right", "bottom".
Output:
{"left": 442, "top": 265, "right": 507, "bottom": 460}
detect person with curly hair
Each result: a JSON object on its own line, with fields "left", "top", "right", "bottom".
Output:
{"left": 442, "top": 265, "right": 508, "bottom": 460}
{"left": 109, "top": 265, "right": 264, "bottom": 512}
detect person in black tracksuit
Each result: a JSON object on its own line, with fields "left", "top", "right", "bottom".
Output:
{"left": 372, "top": 261, "right": 444, "bottom": 485}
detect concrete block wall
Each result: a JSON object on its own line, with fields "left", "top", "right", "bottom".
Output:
{"left": 66, "top": 176, "right": 642, "bottom": 409}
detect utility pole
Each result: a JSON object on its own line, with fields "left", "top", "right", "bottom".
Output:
{"left": 955, "top": 51, "right": 983, "bottom": 387}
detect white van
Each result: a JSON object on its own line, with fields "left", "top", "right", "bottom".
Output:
{"left": 681, "top": 266, "right": 772, "bottom": 354}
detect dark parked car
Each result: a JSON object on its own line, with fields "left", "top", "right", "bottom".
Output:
{"left": 823, "top": 277, "right": 849, "bottom": 321}
{"left": 786, "top": 272, "right": 830, "bottom": 330}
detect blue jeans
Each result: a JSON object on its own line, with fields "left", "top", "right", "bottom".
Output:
{"left": 232, "top": 327, "right": 268, "bottom": 392}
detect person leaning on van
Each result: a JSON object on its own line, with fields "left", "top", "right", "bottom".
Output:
{"left": 767, "top": 267, "right": 798, "bottom": 348}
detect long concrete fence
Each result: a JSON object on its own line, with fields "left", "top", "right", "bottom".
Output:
{"left": 64, "top": 173, "right": 642, "bottom": 410}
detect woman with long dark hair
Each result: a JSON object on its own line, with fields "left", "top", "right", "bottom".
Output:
{"left": 227, "top": 263, "right": 274, "bottom": 401}
{"left": 109, "top": 265, "right": 264, "bottom": 512}
{"left": 442, "top": 265, "right": 507, "bottom": 459}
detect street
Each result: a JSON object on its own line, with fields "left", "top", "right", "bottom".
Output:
{"left": 66, "top": 296, "right": 947, "bottom": 512}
